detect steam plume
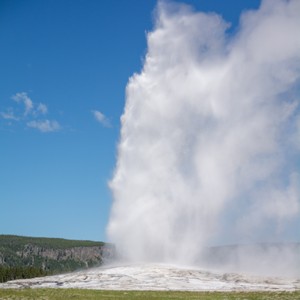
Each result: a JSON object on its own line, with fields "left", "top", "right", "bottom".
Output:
{"left": 108, "top": 0, "right": 300, "bottom": 267}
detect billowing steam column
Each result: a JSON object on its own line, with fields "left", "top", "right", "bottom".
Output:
{"left": 108, "top": 0, "right": 300, "bottom": 265}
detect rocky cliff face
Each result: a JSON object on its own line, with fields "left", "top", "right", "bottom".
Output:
{"left": 14, "top": 244, "right": 115, "bottom": 268}
{"left": 0, "top": 235, "right": 116, "bottom": 274}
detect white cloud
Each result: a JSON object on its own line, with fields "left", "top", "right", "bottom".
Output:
{"left": 3, "top": 93, "right": 62, "bottom": 133}
{"left": 37, "top": 103, "right": 48, "bottom": 114}
{"left": 295, "top": 115, "right": 300, "bottom": 150}
{"left": 27, "top": 120, "right": 61, "bottom": 132}
{"left": 0, "top": 109, "right": 18, "bottom": 121}
{"left": 107, "top": 0, "right": 300, "bottom": 265}
{"left": 12, "top": 92, "right": 33, "bottom": 116}
{"left": 11, "top": 93, "right": 49, "bottom": 116}
{"left": 92, "top": 110, "right": 111, "bottom": 127}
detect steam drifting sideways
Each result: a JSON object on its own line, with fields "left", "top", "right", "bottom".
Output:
{"left": 108, "top": 0, "right": 300, "bottom": 275}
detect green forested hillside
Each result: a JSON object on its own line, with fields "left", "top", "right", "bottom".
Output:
{"left": 0, "top": 235, "right": 104, "bottom": 249}
{"left": 0, "top": 235, "right": 114, "bottom": 283}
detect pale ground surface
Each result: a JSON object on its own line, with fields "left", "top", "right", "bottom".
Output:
{"left": 1, "top": 263, "right": 300, "bottom": 291}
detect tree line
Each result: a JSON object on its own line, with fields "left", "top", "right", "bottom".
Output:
{"left": 0, "top": 266, "right": 50, "bottom": 283}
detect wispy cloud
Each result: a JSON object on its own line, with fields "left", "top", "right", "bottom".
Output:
{"left": 27, "top": 120, "right": 61, "bottom": 132}
{"left": 1, "top": 92, "right": 61, "bottom": 133}
{"left": 11, "top": 92, "right": 48, "bottom": 116}
{"left": 12, "top": 92, "right": 33, "bottom": 116}
{"left": 0, "top": 109, "right": 19, "bottom": 121}
{"left": 92, "top": 110, "right": 111, "bottom": 127}
{"left": 295, "top": 116, "right": 300, "bottom": 150}
{"left": 37, "top": 103, "right": 48, "bottom": 115}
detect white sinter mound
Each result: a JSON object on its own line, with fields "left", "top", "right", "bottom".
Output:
{"left": 1, "top": 263, "right": 299, "bottom": 291}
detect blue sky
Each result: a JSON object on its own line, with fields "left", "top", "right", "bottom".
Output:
{"left": 0, "top": 0, "right": 261, "bottom": 242}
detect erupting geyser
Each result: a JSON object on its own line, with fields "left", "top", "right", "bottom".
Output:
{"left": 107, "top": 0, "right": 300, "bottom": 274}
